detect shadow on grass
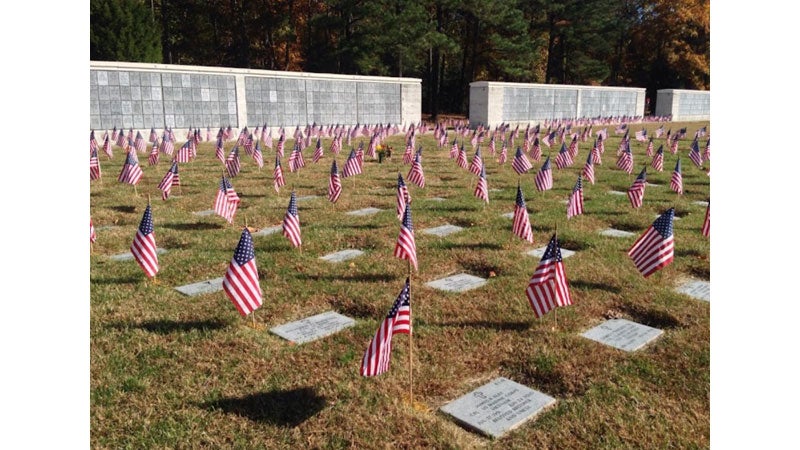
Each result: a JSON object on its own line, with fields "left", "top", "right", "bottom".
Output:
{"left": 163, "top": 222, "right": 225, "bottom": 231}
{"left": 440, "top": 242, "right": 503, "bottom": 251}
{"left": 620, "top": 303, "right": 683, "bottom": 329}
{"left": 299, "top": 273, "right": 399, "bottom": 283}
{"left": 202, "top": 387, "right": 325, "bottom": 426}
{"left": 687, "top": 264, "right": 710, "bottom": 280}
{"left": 675, "top": 248, "right": 704, "bottom": 258}
{"left": 436, "top": 320, "right": 531, "bottom": 332}
{"left": 108, "top": 205, "right": 137, "bottom": 214}
{"left": 133, "top": 319, "right": 229, "bottom": 334}
{"left": 336, "top": 223, "right": 382, "bottom": 230}
{"left": 428, "top": 204, "right": 481, "bottom": 212}
{"left": 570, "top": 280, "right": 621, "bottom": 294}
{"left": 91, "top": 276, "right": 145, "bottom": 285}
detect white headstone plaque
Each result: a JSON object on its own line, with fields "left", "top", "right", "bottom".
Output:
{"left": 193, "top": 209, "right": 215, "bottom": 216}
{"left": 581, "top": 319, "right": 663, "bottom": 352}
{"left": 608, "top": 191, "right": 626, "bottom": 196}
{"left": 270, "top": 311, "right": 355, "bottom": 344}
{"left": 426, "top": 273, "right": 487, "bottom": 293}
{"left": 440, "top": 377, "right": 556, "bottom": 439}
{"left": 296, "top": 195, "right": 319, "bottom": 202}
{"left": 345, "top": 207, "right": 382, "bottom": 216}
{"left": 109, "top": 247, "right": 168, "bottom": 261}
{"left": 693, "top": 201, "right": 709, "bottom": 207}
{"left": 428, "top": 197, "right": 447, "bottom": 202}
{"left": 676, "top": 280, "right": 710, "bottom": 302}
{"left": 320, "top": 249, "right": 364, "bottom": 263}
{"left": 253, "top": 226, "right": 282, "bottom": 237}
{"left": 489, "top": 188, "right": 503, "bottom": 192}
{"left": 422, "top": 224, "right": 464, "bottom": 237}
{"left": 600, "top": 228, "right": 636, "bottom": 238}
{"left": 501, "top": 212, "right": 515, "bottom": 219}
{"left": 527, "top": 247, "right": 575, "bottom": 259}
{"left": 174, "top": 277, "right": 225, "bottom": 297}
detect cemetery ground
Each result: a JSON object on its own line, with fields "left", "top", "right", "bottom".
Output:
{"left": 90, "top": 122, "right": 710, "bottom": 448}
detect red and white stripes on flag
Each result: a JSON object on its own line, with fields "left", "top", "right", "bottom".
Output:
{"left": 627, "top": 167, "right": 647, "bottom": 208}
{"left": 157, "top": 161, "right": 180, "bottom": 200}
{"left": 342, "top": 149, "right": 362, "bottom": 178}
{"left": 226, "top": 146, "right": 241, "bottom": 177}
{"left": 469, "top": 147, "right": 483, "bottom": 176}
{"left": 90, "top": 218, "right": 97, "bottom": 243}
{"left": 566, "top": 176, "right": 584, "bottom": 219}
{"left": 456, "top": 144, "right": 468, "bottom": 169}
{"left": 582, "top": 150, "right": 595, "bottom": 185}
{"left": 512, "top": 146, "right": 533, "bottom": 174}
{"left": 512, "top": 184, "right": 533, "bottom": 243}
{"left": 396, "top": 173, "right": 411, "bottom": 221}
{"left": 282, "top": 191, "right": 302, "bottom": 248}
{"left": 90, "top": 149, "right": 101, "bottom": 180}
{"left": 131, "top": 204, "right": 159, "bottom": 278}
{"left": 525, "top": 234, "right": 572, "bottom": 318}
{"left": 474, "top": 165, "right": 489, "bottom": 203}
{"left": 406, "top": 152, "right": 425, "bottom": 188}
{"left": 394, "top": 204, "right": 418, "bottom": 271}
{"left": 360, "top": 278, "right": 411, "bottom": 377}
{"left": 689, "top": 138, "right": 704, "bottom": 168}
{"left": 273, "top": 156, "right": 286, "bottom": 192}
{"left": 628, "top": 208, "right": 675, "bottom": 277}
{"left": 670, "top": 158, "right": 683, "bottom": 195}
{"left": 213, "top": 177, "right": 240, "bottom": 224}
{"left": 534, "top": 156, "right": 553, "bottom": 191}
{"left": 702, "top": 202, "right": 710, "bottom": 237}
{"left": 328, "top": 160, "right": 342, "bottom": 204}
{"left": 651, "top": 145, "right": 664, "bottom": 172}
{"left": 313, "top": 138, "right": 324, "bottom": 163}
{"left": 222, "top": 228, "right": 263, "bottom": 317}
{"left": 118, "top": 151, "right": 143, "bottom": 185}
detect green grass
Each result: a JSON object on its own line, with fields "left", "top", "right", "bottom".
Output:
{"left": 91, "top": 122, "right": 710, "bottom": 448}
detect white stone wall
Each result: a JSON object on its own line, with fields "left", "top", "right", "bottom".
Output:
{"left": 469, "top": 81, "right": 646, "bottom": 128}
{"left": 90, "top": 61, "right": 421, "bottom": 135}
{"left": 655, "top": 89, "right": 710, "bottom": 121}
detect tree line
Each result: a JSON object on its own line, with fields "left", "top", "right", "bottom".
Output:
{"left": 90, "top": 0, "right": 709, "bottom": 118}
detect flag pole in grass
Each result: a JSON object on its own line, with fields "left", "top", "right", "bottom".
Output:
{"left": 553, "top": 222, "right": 558, "bottom": 331}
{"left": 407, "top": 261, "right": 413, "bottom": 406}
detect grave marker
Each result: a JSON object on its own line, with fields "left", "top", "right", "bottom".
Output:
{"left": 581, "top": 318, "right": 663, "bottom": 351}
{"left": 345, "top": 207, "right": 382, "bottom": 216}
{"left": 174, "top": 277, "right": 225, "bottom": 296}
{"left": 440, "top": 377, "right": 556, "bottom": 439}
{"left": 422, "top": 224, "right": 464, "bottom": 237}
{"left": 270, "top": 311, "right": 355, "bottom": 344}
{"left": 608, "top": 191, "right": 626, "bottom": 196}
{"left": 501, "top": 212, "right": 514, "bottom": 219}
{"left": 600, "top": 229, "right": 636, "bottom": 238}
{"left": 527, "top": 247, "right": 575, "bottom": 259}
{"left": 676, "top": 280, "right": 710, "bottom": 302}
{"left": 193, "top": 209, "right": 215, "bottom": 216}
{"left": 426, "top": 273, "right": 487, "bottom": 293}
{"left": 296, "top": 195, "right": 319, "bottom": 202}
{"left": 253, "top": 225, "right": 282, "bottom": 237}
{"left": 320, "top": 249, "right": 364, "bottom": 263}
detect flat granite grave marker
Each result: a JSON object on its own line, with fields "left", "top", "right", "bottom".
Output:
{"left": 676, "top": 280, "right": 710, "bottom": 302}
{"left": 253, "top": 226, "right": 282, "bottom": 237}
{"left": 600, "top": 228, "right": 636, "bottom": 238}
{"left": 422, "top": 224, "right": 464, "bottom": 237}
{"left": 193, "top": 209, "right": 215, "bottom": 216}
{"left": 296, "top": 195, "right": 319, "bottom": 202}
{"left": 581, "top": 319, "right": 663, "bottom": 352}
{"left": 501, "top": 212, "right": 514, "bottom": 219}
{"left": 174, "top": 277, "right": 225, "bottom": 297}
{"left": 527, "top": 247, "right": 575, "bottom": 259}
{"left": 608, "top": 191, "right": 626, "bottom": 196}
{"left": 345, "top": 207, "right": 382, "bottom": 216}
{"left": 320, "top": 249, "right": 364, "bottom": 263}
{"left": 428, "top": 197, "right": 447, "bottom": 202}
{"left": 693, "top": 200, "right": 709, "bottom": 207}
{"left": 426, "top": 273, "right": 487, "bottom": 293}
{"left": 440, "top": 377, "right": 556, "bottom": 439}
{"left": 109, "top": 247, "right": 168, "bottom": 261}
{"left": 270, "top": 311, "right": 355, "bottom": 344}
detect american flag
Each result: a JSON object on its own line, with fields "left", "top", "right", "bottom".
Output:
{"left": 115, "top": 129, "right": 127, "bottom": 147}
{"left": 655, "top": 125, "right": 664, "bottom": 138}
{"left": 252, "top": 141, "right": 264, "bottom": 169}
{"left": 215, "top": 137, "right": 225, "bottom": 162}
{"left": 488, "top": 136, "right": 496, "bottom": 155}
{"left": 702, "top": 202, "right": 710, "bottom": 237}
{"left": 243, "top": 133, "right": 254, "bottom": 156}
{"left": 396, "top": 173, "right": 411, "bottom": 221}
{"left": 149, "top": 127, "right": 157, "bottom": 143}
{"left": 530, "top": 138, "right": 542, "bottom": 161}
{"left": 450, "top": 138, "right": 459, "bottom": 158}
{"left": 134, "top": 131, "right": 146, "bottom": 152}
{"left": 534, "top": 156, "right": 553, "bottom": 191}
{"left": 276, "top": 135, "right": 285, "bottom": 158}
{"left": 498, "top": 141, "right": 508, "bottom": 164}
{"left": 148, "top": 139, "right": 160, "bottom": 165}
{"left": 555, "top": 143, "right": 573, "bottom": 169}
{"left": 616, "top": 144, "right": 633, "bottom": 174}
{"left": 646, "top": 138, "right": 655, "bottom": 157}
{"left": 342, "top": 148, "right": 362, "bottom": 178}
{"left": 222, "top": 228, "right": 263, "bottom": 317}
{"left": 90, "top": 218, "right": 97, "bottom": 243}
{"left": 117, "top": 151, "right": 143, "bottom": 185}
{"left": 160, "top": 135, "right": 174, "bottom": 155}
{"left": 394, "top": 204, "right": 418, "bottom": 271}
{"left": 226, "top": 146, "right": 241, "bottom": 177}
{"left": 111, "top": 126, "right": 118, "bottom": 141}
{"left": 289, "top": 143, "right": 306, "bottom": 172}
{"left": 474, "top": 164, "right": 489, "bottom": 203}
{"left": 628, "top": 208, "right": 675, "bottom": 277}
{"left": 512, "top": 184, "right": 533, "bottom": 243}
{"left": 651, "top": 144, "right": 664, "bottom": 172}
{"left": 131, "top": 204, "right": 159, "bottom": 278}
{"left": 456, "top": 144, "right": 468, "bottom": 169}
{"left": 402, "top": 140, "right": 414, "bottom": 165}
{"left": 567, "top": 176, "right": 584, "bottom": 219}
{"left": 359, "top": 278, "right": 411, "bottom": 377}
{"left": 102, "top": 135, "right": 113, "bottom": 158}
{"left": 406, "top": 151, "right": 425, "bottom": 188}
{"left": 176, "top": 141, "right": 192, "bottom": 163}
{"left": 525, "top": 234, "right": 572, "bottom": 318}
{"left": 468, "top": 147, "right": 483, "bottom": 176}
{"left": 313, "top": 138, "right": 324, "bottom": 163}
{"left": 328, "top": 160, "right": 342, "bottom": 204}
{"left": 282, "top": 191, "right": 302, "bottom": 248}
{"left": 213, "top": 177, "right": 240, "bottom": 224}
{"left": 689, "top": 138, "right": 704, "bottom": 168}
{"left": 669, "top": 135, "right": 679, "bottom": 154}
{"left": 670, "top": 158, "right": 683, "bottom": 195}
{"left": 512, "top": 146, "right": 533, "bottom": 174}
{"left": 542, "top": 131, "right": 556, "bottom": 147}
{"left": 704, "top": 138, "right": 710, "bottom": 162}
{"left": 635, "top": 129, "right": 647, "bottom": 142}
{"left": 582, "top": 150, "right": 595, "bottom": 185}
{"left": 695, "top": 126, "right": 707, "bottom": 138}
{"left": 90, "top": 148, "right": 101, "bottom": 180}
{"left": 627, "top": 167, "right": 647, "bottom": 208}
{"left": 157, "top": 160, "right": 180, "bottom": 200}
{"left": 591, "top": 139, "right": 602, "bottom": 166}
{"left": 273, "top": 156, "right": 285, "bottom": 192}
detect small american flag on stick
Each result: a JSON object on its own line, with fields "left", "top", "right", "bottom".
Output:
{"left": 525, "top": 234, "right": 572, "bottom": 318}
{"left": 627, "top": 167, "right": 647, "bottom": 208}
{"left": 359, "top": 278, "right": 411, "bottom": 377}
{"left": 394, "top": 204, "right": 418, "bottom": 271}
{"left": 282, "top": 191, "right": 302, "bottom": 248}
{"left": 566, "top": 176, "right": 584, "bottom": 219}
{"left": 534, "top": 156, "right": 553, "bottom": 192}
{"left": 131, "top": 204, "right": 159, "bottom": 278}
{"left": 512, "top": 184, "right": 533, "bottom": 243}
{"left": 628, "top": 208, "right": 675, "bottom": 277}
{"left": 222, "top": 228, "right": 263, "bottom": 317}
